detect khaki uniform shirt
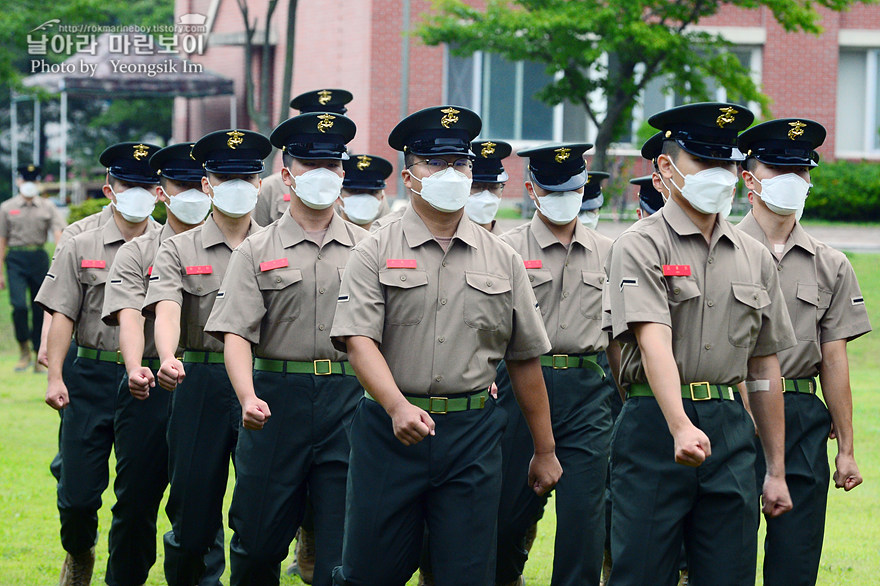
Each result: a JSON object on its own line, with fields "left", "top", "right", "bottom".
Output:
{"left": 253, "top": 172, "right": 288, "bottom": 227}
{"left": 331, "top": 206, "right": 551, "bottom": 396}
{"left": 143, "top": 214, "right": 261, "bottom": 353}
{"left": 205, "top": 211, "right": 368, "bottom": 360}
{"left": 603, "top": 197, "right": 796, "bottom": 386}
{"left": 501, "top": 215, "right": 611, "bottom": 354}
{"left": 737, "top": 212, "right": 871, "bottom": 379}
{"left": 102, "top": 223, "right": 178, "bottom": 358}
{"left": 35, "top": 216, "right": 160, "bottom": 350}
{"left": 0, "top": 195, "right": 65, "bottom": 247}
{"left": 369, "top": 205, "right": 406, "bottom": 233}
{"left": 57, "top": 205, "right": 114, "bottom": 251}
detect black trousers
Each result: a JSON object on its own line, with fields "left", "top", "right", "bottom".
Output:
{"left": 229, "top": 370, "right": 361, "bottom": 586}
{"left": 6, "top": 248, "right": 48, "bottom": 350}
{"left": 333, "top": 395, "right": 507, "bottom": 586}
{"left": 756, "top": 392, "right": 832, "bottom": 586}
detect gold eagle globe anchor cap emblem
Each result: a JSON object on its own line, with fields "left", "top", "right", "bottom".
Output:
{"left": 318, "top": 90, "right": 332, "bottom": 105}
{"left": 554, "top": 147, "right": 571, "bottom": 164}
{"left": 132, "top": 144, "right": 150, "bottom": 160}
{"left": 317, "top": 114, "right": 336, "bottom": 134}
{"left": 788, "top": 120, "right": 807, "bottom": 140}
{"left": 480, "top": 141, "right": 496, "bottom": 158}
{"left": 716, "top": 106, "right": 738, "bottom": 128}
{"left": 357, "top": 155, "right": 372, "bottom": 171}
{"left": 226, "top": 130, "right": 245, "bottom": 150}
{"left": 440, "top": 107, "right": 460, "bottom": 129}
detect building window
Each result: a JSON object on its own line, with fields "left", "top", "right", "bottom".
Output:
{"left": 836, "top": 48, "right": 880, "bottom": 157}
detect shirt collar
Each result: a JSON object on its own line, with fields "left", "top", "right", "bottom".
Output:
{"left": 401, "top": 205, "right": 479, "bottom": 250}
{"left": 200, "top": 213, "right": 260, "bottom": 249}
{"left": 661, "top": 196, "right": 738, "bottom": 249}
{"left": 278, "top": 210, "right": 355, "bottom": 249}
{"left": 529, "top": 213, "right": 593, "bottom": 252}
{"left": 13, "top": 195, "right": 37, "bottom": 207}
{"left": 102, "top": 215, "right": 126, "bottom": 246}
{"left": 739, "top": 210, "right": 816, "bottom": 256}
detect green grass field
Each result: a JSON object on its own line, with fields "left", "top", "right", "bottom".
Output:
{"left": 1, "top": 254, "right": 878, "bottom": 584}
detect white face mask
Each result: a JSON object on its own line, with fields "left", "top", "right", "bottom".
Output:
{"left": 164, "top": 188, "right": 212, "bottom": 225}
{"left": 292, "top": 167, "right": 344, "bottom": 210}
{"left": 465, "top": 190, "right": 501, "bottom": 225}
{"left": 535, "top": 190, "right": 583, "bottom": 225}
{"left": 579, "top": 209, "right": 600, "bottom": 230}
{"left": 341, "top": 194, "right": 382, "bottom": 224}
{"left": 111, "top": 186, "right": 156, "bottom": 223}
{"left": 20, "top": 181, "right": 39, "bottom": 198}
{"left": 411, "top": 167, "right": 472, "bottom": 213}
{"left": 749, "top": 172, "right": 811, "bottom": 217}
{"left": 668, "top": 158, "right": 738, "bottom": 216}
{"left": 208, "top": 178, "right": 259, "bottom": 218}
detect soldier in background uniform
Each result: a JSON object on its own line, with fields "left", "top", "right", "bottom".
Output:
{"left": 329, "top": 106, "right": 561, "bottom": 586}
{"left": 205, "top": 112, "right": 367, "bottom": 586}
{"left": 255, "top": 89, "right": 354, "bottom": 226}
{"left": 35, "top": 142, "right": 162, "bottom": 585}
{"left": 0, "top": 164, "right": 65, "bottom": 371}
{"left": 100, "top": 143, "right": 224, "bottom": 586}
{"left": 493, "top": 144, "right": 617, "bottom": 586}
{"left": 632, "top": 175, "right": 665, "bottom": 219}
{"left": 464, "top": 139, "right": 511, "bottom": 234}
{"left": 336, "top": 154, "right": 393, "bottom": 231}
{"left": 578, "top": 171, "right": 609, "bottom": 230}
{"left": 144, "top": 130, "right": 269, "bottom": 586}
{"left": 604, "top": 103, "right": 796, "bottom": 585}
{"left": 737, "top": 119, "right": 872, "bottom": 586}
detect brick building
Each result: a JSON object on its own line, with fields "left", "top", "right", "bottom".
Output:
{"left": 173, "top": 0, "right": 880, "bottom": 200}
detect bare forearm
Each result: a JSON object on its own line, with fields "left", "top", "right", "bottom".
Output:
{"left": 223, "top": 333, "right": 257, "bottom": 406}
{"left": 345, "top": 335, "right": 405, "bottom": 413}
{"left": 506, "top": 357, "right": 555, "bottom": 454}
{"left": 820, "top": 340, "right": 855, "bottom": 456}
{"left": 47, "top": 313, "right": 74, "bottom": 383}
{"left": 154, "top": 301, "right": 181, "bottom": 362}
{"left": 118, "top": 309, "right": 146, "bottom": 372}
{"left": 635, "top": 323, "right": 689, "bottom": 434}
{"left": 747, "top": 354, "right": 785, "bottom": 477}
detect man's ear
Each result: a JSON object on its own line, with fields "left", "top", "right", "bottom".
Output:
{"left": 524, "top": 181, "right": 538, "bottom": 205}
{"left": 281, "top": 167, "right": 293, "bottom": 187}
{"left": 656, "top": 153, "right": 674, "bottom": 179}
{"left": 742, "top": 168, "right": 758, "bottom": 191}
{"left": 201, "top": 176, "right": 212, "bottom": 196}
{"left": 103, "top": 184, "right": 115, "bottom": 202}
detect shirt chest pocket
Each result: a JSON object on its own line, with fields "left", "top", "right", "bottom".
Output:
{"left": 728, "top": 282, "right": 771, "bottom": 348}
{"left": 579, "top": 270, "right": 606, "bottom": 320}
{"left": 79, "top": 269, "right": 109, "bottom": 314}
{"left": 527, "top": 268, "right": 552, "bottom": 313}
{"left": 794, "top": 282, "right": 832, "bottom": 342}
{"left": 464, "top": 271, "right": 512, "bottom": 331}
{"left": 379, "top": 268, "right": 428, "bottom": 326}
{"left": 181, "top": 273, "right": 222, "bottom": 326}
{"left": 256, "top": 267, "right": 303, "bottom": 323}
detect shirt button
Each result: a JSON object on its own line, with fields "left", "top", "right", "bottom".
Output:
{"left": 705, "top": 343, "right": 712, "bottom": 350}
{"left": 560, "top": 323, "right": 567, "bottom": 329}
{"left": 318, "top": 324, "right": 325, "bottom": 331}
{"left": 486, "top": 280, "right": 493, "bottom": 287}
{"left": 319, "top": 287, "right": 326, "bottom": 294}
{"left": 440, "top": 298, "right": 447, "bottom": 305}
{"left": 197, "top": 286, "right": 203, "bottom": 292}
{"left": 400, "top": 274, "right": 407, "bottom": 282}
{"left": 707, "top": 300, "right": 714, "bottom": 307}
{"left": 317, "top": 253, "right": 323, "bottom": 260}
{"left": 275, "top": 276, "right": 282, "bottom": 283}
{"left": 435, "top": 375, "right": 443, "bottom": 382}
{"left": 777, "top": 265, "right": 783, "bottom": 271}
{"left": 438, "top": 336, "right": 446, "bottom": 343}
{"left": 529, "top": 275, "right": 535, "bottom": 282}
{"left": 673, "top": 287, "right": 681, "bottom": 295}
{"left": 442, "top": 260, "right": 448, "bottom": 267}
{"left": 90, "top": 274, "right": 96, "bottom": 282}
{"left": 708, "top": 257, "right": 714, "bottom": 264}
{"left": 562, "top": 291, "right": 569, "bottom": 298}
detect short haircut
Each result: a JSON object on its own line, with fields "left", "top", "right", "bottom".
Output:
{"left": 404, "top": 152, "right": 418, "bottom": 168}
{"left": 661, "top": 140, "right": 682, "bottom": 161}
{"left": 282, "top": 151, "right": 294, "bottom": 168}
{"left": 741, "top": 157, "right": 757, "bottom": 173}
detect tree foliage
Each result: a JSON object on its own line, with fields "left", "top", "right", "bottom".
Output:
{"left": 417, "top": 0, "right": 872, "bottom": 172}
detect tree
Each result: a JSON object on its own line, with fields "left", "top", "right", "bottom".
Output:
{"left": 417, "top": 0, "right": 869, "bottom": 172}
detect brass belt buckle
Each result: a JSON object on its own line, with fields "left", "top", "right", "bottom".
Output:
{"left": 689, "top": 381, "right": 712, "bottom": 401}
{"left": 551, "top": 354, "right": 569, "bottom": 369}
{"left": 115, "top": 350, "right": 124, "bottom": 365}
{"left": 313, "top": 359, "right": 332, "bottom": 375}
{"left": 780, "top": 376, "right": 788, "bottom": 392}
{"left": 428, "top": 397, "right": 449, "bottom": 414}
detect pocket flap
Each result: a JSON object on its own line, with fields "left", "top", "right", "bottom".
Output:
{"left": 256, "top": 267, "right": 303, "bottom": 291}
{"left": 79, "top": 268, "right": 108, "bottom": 286}
{"left": 582, "top": 270, "right": 606, "bottom": 290}
{"left": 667, "top": 277, "right": 702, "bottom": 301}
{"left": 527, "top": 268, "right": 553, "bottom": 287}
{"left": 181, "top": 273, "right": 222, "bottom": 296}
{"left": 731, "top": 282, "right": 771, "bottom": 310}
{"left": 796, "top": 282, "right": 819, "bottom": 307}
{"left": 465, "top": 271, "right": 512, "bottom": 295}
{"left": 379, "top": 268, "right": 428, "bottom": 289}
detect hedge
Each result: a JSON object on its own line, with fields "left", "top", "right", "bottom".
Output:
{"left": 804, "top": 160, "right": 880, "bottom": 222}
{"left": 67, "top": 197, "right": 167, "bottom": 224}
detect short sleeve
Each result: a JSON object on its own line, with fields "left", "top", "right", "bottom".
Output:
{"left": 0, "top": 207, "right": 9, "bottom": 239}
{"left": 205, "top": 241, "right": 266, "bottom": 344}
{"left": 605, "top": 231, "right": 671, "bottom": 341}
{"left": 102, "top": 241, "right": 146, "bottom": 325}
{"left": 330, "top": 240, "right": 384, "bottom": 351}
{"left": 35, "top": 236, "right": 83, "bottom": 320}
{"left": 752, "top": 247, "right": 797, "bottom": 357}
{"left": 820, "top": 254, "right": 871, "bottom": 343}
{"left": 503, "top": 252, "right": 551, "bottom": 361}
{"left": 142, "top": 238, "right": 184, "bottom": 314}
{"left": 50, "top": 206, "right": 67, "bottom": 234}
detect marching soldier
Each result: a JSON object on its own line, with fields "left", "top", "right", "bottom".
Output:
{"left": 329, "top": 106, "right": 561, "bottom": 586}
{"left": 144, "top": 130, "right": 269, "bottom": 585}
{"left": 205, "top": 112, "right": 367, "bottom": 585}
{"left": 494, "top": 144, "right": 617, "bottom": 586}
{"left": 604, "top": 103, "right": 795, "bottom": 585}
{"left": 0, "top": 164, "right": 65, "bottom": 371}
{"left": 578, "top": 170, "right": 609, "bottom": 230}
{"left": 337, "top": 154, "right": 393, "bottom": 231}
{"left": 35, "top": 142, "right": 162, "bottom": 584}
{"left": 737, "top": 119, "right": 871, "bottom": 585}
{"left": 464, "top": 139, "right": 511, "bottom": 234}
{"left": 632, "top": 175, "right": 665, "bottom": 219}
{"left": 255, "top": 89, "right": 354, "bottom": 226}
